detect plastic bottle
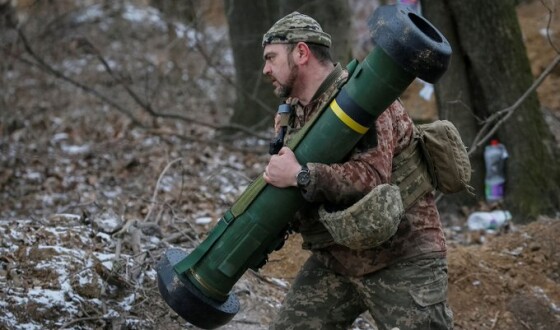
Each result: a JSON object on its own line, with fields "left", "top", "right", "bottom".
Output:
{"left": 467, "top": 210, "right": 512, "bottom": 231}
{"left": 484, "top": 139, "right": 508, "bottom": 202}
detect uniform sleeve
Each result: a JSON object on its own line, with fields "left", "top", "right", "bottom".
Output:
{"left": 301, "top": 101, "right": 414, "bottom": 207}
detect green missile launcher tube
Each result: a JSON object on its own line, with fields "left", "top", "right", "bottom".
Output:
{"left": 157, "top": 4, "right": 452, "bottom": 329}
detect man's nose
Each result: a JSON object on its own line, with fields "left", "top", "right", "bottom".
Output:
{"left": 262, "top": 63, "right": 271, "bottom": 76}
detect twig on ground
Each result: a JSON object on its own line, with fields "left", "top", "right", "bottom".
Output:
{"left": 143, "top": 158, "right": 183, "bottom": 223}
{"left": 248, "top": 269, "right": 289, "bottom": 292}
{"left": 164, "top": 223, "right": 200, "bottom": 245}
{"left": 61, "top": 316, "right": 104, "bottom": 329}
{"left": 232, "top": 319, "right": 261, "bottom": 325}
{"left": 490, "top": 311, "right": 500, "bottom": 329}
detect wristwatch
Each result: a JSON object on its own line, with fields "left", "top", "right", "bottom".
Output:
{"left": 296, "top": 164, "right": 311, "bottom": 188}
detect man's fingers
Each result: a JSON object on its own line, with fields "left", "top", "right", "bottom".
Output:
{"left": 278, "top": 146, "right": 291, "bottom": 156}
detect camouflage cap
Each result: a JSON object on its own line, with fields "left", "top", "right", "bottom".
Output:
{"left": 262, "top": 12, "right": 332, "bottom": 48}
{"left": 318, "top": 184, "right": 405, "bottom": 250}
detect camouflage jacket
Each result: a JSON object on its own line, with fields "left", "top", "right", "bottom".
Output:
{"left": 286, "top": 64, "right": 447, "bottom": 277}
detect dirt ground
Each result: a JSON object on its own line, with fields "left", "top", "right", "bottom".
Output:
{"left": 1, "top": 1, "right": 559, "bottom": 330}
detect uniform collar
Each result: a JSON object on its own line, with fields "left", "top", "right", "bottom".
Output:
{"left": 310, "top": 63, "right": 343, "bottom": 102}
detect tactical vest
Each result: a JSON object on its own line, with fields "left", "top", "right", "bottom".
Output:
{"left": 283, "top": 66, "right": 435, "bottom": 248}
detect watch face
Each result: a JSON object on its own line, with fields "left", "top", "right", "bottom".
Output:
{"left": 297, "top": 168, "right": 311, "bottom": 187}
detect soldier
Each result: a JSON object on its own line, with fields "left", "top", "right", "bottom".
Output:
{"left": 261, "top": 12, "right": 454, "bottom": 330}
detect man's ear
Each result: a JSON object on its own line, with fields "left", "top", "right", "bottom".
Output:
{"left": 294, "top": 42, "right": 310, "bottom": 64}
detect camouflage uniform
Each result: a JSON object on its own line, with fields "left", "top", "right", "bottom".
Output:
{"left": 263, "top": 12, "right": 453, "bottom": 330}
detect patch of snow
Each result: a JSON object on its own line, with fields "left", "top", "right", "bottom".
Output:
{"left": 74, "top": 4, "right": 104, "bottom": 24}
{"left": 102, "top": 188, "right": 122, "bottom": 199}
{"left": 418, "top": 81, "right": 434, "bottom": 101}
{"left": 145, "top": 268, "right": 157, "bottom": 280}
{"left": 195, "top": 216, "right": 212, "bottom": 225}
{"left": 24, "top": 170, "right": 42, "bottom": 181}
{"left": 60, "top": 143, "right": 91, "bottom": 155}
{"left": 93, "top": 209, "right": 122, "bottom": 233}
{"left": 141, "top": 136, "right": 160, "bottom": 146}
{"left": 51, "top": 132, "right": 69, "bottom": 142}
{"left": 28, "top": 288, "right": 79, "bottom": 313}
{"left": 122, "top": 4, "right": 166, "bottom": 31}
{"left": 77, "top": 269, "right": 95, "bottom": 286}
{"left": 158, "top": 175, "right": 176, "bottom": 192}
{"left": 95, "top": 59, "right": 119, "bottom": 72}
{"left": 119, "top": 293, "right": 136, "bottom": 311}
{"left": 96, "top": 232, "right": 113, "bottom": 244}
{"left": 61, "top": 58, "right": 89, "bottom": 75}
{"left": 36, "top": 244, "right": 85, "bottom": 259}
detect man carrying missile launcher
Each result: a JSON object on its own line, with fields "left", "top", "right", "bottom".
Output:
{"left": 261, "top": 12, "right": 454, "bottom": 330}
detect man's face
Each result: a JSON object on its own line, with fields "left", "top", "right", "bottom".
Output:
{"left": 263, "top": 44, "right": 299, "bottom": 98}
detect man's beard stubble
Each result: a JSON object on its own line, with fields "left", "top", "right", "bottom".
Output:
{"left": 274, "top": 63, "right": 299, "bottom": 98}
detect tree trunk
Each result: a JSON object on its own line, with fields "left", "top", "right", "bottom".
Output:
{"left": 224, "top": 0, "right": 280, "bottom": 132}
{"left": 422, "top": 0, "right": 560, "bottom": 221}
{"left": 420, "top": 0, "right": 481, "bottom": 213}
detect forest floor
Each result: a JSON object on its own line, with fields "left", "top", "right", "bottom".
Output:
{"left": 1, "top": 1, "right": 560, "bottom": 329}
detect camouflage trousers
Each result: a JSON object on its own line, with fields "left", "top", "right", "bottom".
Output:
{"left": 269, "top": 255, "right": 453, "bottom": 330}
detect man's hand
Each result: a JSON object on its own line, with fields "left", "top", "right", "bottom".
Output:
{"left": 263, "top": 147, "right": 301, "bottom": 188}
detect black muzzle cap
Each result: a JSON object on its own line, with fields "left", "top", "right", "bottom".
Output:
{"left": 369, "top": 4, "right": 452, "bottom": 83}
{"left": 157, "top": 248, "right": 240, "bottom": 329}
